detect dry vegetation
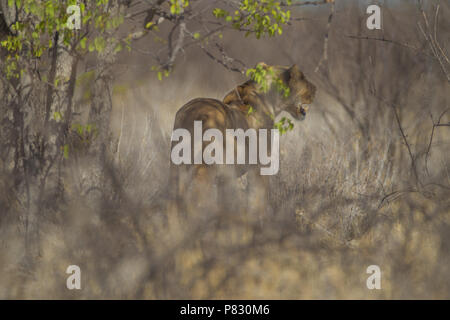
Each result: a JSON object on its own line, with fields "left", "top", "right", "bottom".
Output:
{"left": 0, "top": 0, "right": 449, "bottom": 299}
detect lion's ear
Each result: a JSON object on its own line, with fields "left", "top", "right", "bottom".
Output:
{"left": 290, "top": 64, "right": 304, "bottom": 79}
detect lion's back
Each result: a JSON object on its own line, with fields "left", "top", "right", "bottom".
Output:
{"left": 173, "top": 98, "right": 230, "bottom": 132}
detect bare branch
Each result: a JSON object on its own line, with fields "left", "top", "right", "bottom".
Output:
{"left": 425, "top": 108, "right": 450, "bottom": 176}
{"left": 315, "top": 0, "right": 335, "bottom": 73}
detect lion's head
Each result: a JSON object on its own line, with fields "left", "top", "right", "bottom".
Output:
{"left": 281, "top": 64, "right": 316, "bottom": 121}
{"left": 223, "top": 63, "right": 316, "bottom": 124}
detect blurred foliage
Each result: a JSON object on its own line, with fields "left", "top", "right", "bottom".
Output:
{"left": 0, "top": 0, "right": 125, "bottom": 79}
{"left": 213, "top": 0, "right": 292, "bottom": 39}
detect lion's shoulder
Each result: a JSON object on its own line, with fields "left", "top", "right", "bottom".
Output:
{"left": 223, "top": 81, "right": 255, "bottom": 105}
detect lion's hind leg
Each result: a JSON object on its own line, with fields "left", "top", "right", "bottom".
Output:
{"left": 178, "top": 164, "right": 220, "bottom": 218}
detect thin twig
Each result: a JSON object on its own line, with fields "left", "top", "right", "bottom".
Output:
{"left": 315, "top": 0, "right": 335, "bottom": 73}
{"left": 425, "top": 108, "right": 449, "bottom": 176}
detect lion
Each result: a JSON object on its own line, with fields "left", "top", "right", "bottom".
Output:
{"left": 168, "top": 63, "right": 316, "bottom": 222}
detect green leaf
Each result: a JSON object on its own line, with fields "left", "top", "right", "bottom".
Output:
{"left": 53, "top": 111, "right": 62, "bottom": 121}
{"left": 94, "top": 37, "right": 106, "bottom": 53}
{"left": 63, "top": 144, "right": 69, "bottom": 159}
{"left": 80, "top": 37, "right": 87, "bottom": 49}
{"left": 113, "top": 42, "right": 123, "bottom": 53}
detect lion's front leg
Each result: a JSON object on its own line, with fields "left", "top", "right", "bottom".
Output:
{"left": 246, "top": 168, "right": 270, "bottom": 229}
